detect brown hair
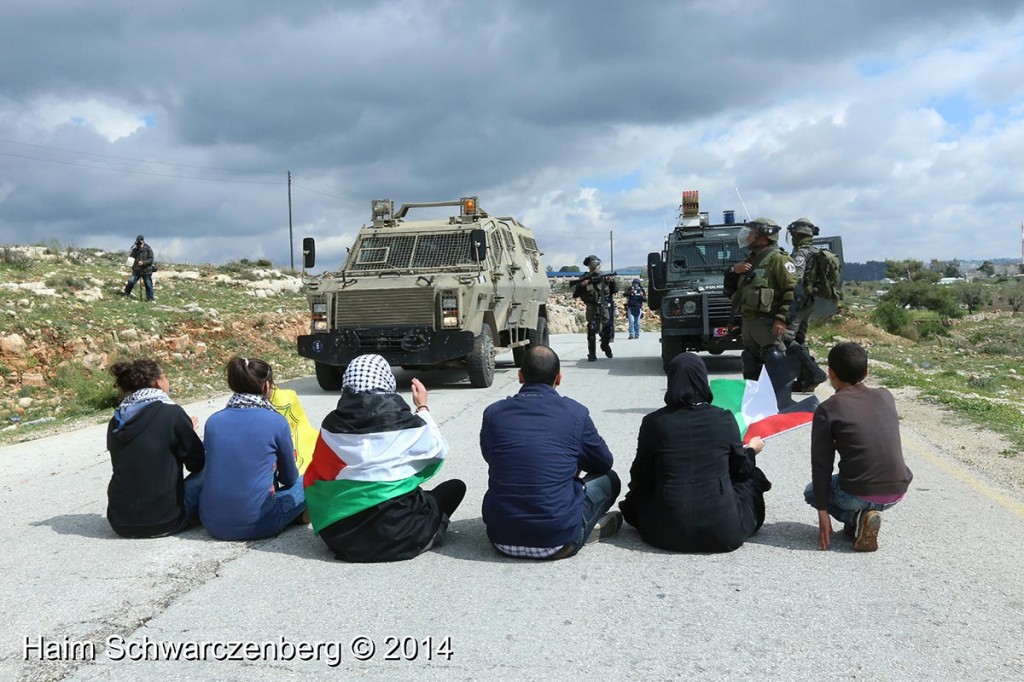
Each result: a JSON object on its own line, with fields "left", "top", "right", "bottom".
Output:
{"left": 226, "top": 356, "right": 273, "bottom": 394}
{"left": 109, "top": 358, "right": 163, "bottom": 394}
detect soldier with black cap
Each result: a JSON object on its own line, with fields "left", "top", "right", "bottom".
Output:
{"left": 723, "top": 218, "right": 797, "bottom": 387}
{"left": 573, "top": 255, "right": 616, "bottom": 362}
{"left": 124, "top": 234, "right": 156, "bottom": 302}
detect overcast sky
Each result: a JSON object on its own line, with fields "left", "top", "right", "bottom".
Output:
{"left": 2, "top": 0, "right": 1023, "bottom": 271}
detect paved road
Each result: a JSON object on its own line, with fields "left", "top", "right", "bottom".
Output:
{"left": 4, "top": 334, "right": 1023, "bottom": 681}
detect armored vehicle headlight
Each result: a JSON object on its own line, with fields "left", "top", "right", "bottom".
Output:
{"left": 441, "top": 291, "right": 460, "bottom": 328}
{"left": 312, "top": 320, "right": 329, "bottom": 332}
{"left": 312, "top": 302, "right": 328, "bottom": 314}
{"left": 682, "top": 300, "right": 697, "bottom": 314}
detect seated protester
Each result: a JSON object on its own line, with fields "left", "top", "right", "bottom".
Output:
{"left": 267, "top": 371, "right": 317, "bottom": 475}
{"left": 106, "top": 358, "right": 205, "bottom": 538}
{"left": 805, "top": 342, "right": 913, "bottom": 552}
{"left": 199, "top": 357, "right": 306, "bottom": 540}
{"left": 619, "top": 352, "right": 772, "bottom": 552}
{"left": 304, "top": 354, "right": 466, "bottom": 562}
{"left": 480, "top": 345, "right": 622, "bottom": 560}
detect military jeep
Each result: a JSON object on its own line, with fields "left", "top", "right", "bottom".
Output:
{"left": 297, "top": 197, "right": 551, "bottom": 389}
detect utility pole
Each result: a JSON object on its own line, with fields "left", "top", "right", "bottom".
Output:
{"left": 287, "top": 171, "right": 294, "bottom": 271}
{"left": 609, "top": 230, "right": 614, "bottom": 272}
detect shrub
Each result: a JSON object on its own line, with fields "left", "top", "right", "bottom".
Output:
{"left": 53, "top": 364, "right": 122, "bottom": 411}
{"left": 872, "top": 301, "right": 910, "bottom": 334}
{"left": 916, "top": 319, "right": 949, "bottom": 339}
{"left": 1, "top": 247, "right": 33, "bottom": 271}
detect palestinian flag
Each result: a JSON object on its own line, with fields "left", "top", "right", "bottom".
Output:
{"left": 711, "top": 367, "right": 819, "bottom": 444}
{"left": 303, "top": 392, "right": 447, "bottom": 533}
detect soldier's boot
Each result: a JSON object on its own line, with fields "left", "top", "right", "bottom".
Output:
{"left": 765, "top": 346, "right": 800, "bottom": 410}
{"left": 740, "top": 349, "right": 762, "bottom": 381}
{"left": 788, "top": 343, "right": 827, "bottom": 392}
{"left": 600, "top": 328, "right": 613, "bottom": 358}
{"left": 587, "top": 334, "right": 597, "bottom": 362}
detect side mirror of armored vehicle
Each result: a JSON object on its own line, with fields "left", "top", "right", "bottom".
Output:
{"left": 302, "top": 237, "right": 316, "bottom": 269}
{"left": 469, "top": 228, "right": 487, "bottom": 263}
{"left": 647, "top": 251, "right": 665, "bottom": 310}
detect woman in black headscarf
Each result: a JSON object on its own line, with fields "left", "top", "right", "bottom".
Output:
{"left": 619, "top": 352, "right": 772, "bottom": 552}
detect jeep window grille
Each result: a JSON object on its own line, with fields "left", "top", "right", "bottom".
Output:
{"left": 349, "top": 233, "right": 479, "bottom": 271}
{"left": 671, "top": 241, "right": 743, "bottom": 269}
{"left": 489, "top": 229, "right": 505, "bottom": 266}
{"left": 501, "top": 227, "right": 515, "bottom": 248}
{"left": 411, "top": 233, "right": 476, "bottom": 268}
{"left": 520, "top": 235, "right": 539, "bottom": 252}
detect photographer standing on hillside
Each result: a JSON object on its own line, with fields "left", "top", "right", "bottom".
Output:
{"left": 124, "top": 234, "right": 156, "bottom": 302}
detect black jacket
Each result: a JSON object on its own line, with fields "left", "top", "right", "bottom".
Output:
{"left": 130, "top": 243, "right": 155, "bottom": 275}
{"left": 106, "top": 402, "right": 204, "bottom": 537}
{"left": 620, "top": 353, "right": 770, "bottom": 552}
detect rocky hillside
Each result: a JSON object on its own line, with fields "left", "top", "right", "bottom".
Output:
{"left": 0, "top": 245, "right": 658, "bottom": 443}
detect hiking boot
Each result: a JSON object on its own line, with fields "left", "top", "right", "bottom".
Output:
{"left": 853, "top": 510, "right": 882, "bottom": 551}
{"left": 601, "top": 341, "right": 613, "bottom": 358}
{"left": 587, "top": 354, "right": 597, "bottom": 362}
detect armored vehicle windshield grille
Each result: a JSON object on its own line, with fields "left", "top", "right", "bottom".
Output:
{"left": 349, "top": 234, "right": 476, "bottom": 271}
{"left": 520, "top": 235, "right": 539, "bottom": 252}
{"left": 670, "top": 241, "right": 745, "bottom": 269}
{"left": 335, "top": 288, "right": 435, "bottom": 326}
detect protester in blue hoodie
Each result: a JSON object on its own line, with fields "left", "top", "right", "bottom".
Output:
{"left": 199, "top": 356, "right": 306, "bottom": 540}
{"left": 106, "top": 358, "right": 205, "bottom": 538}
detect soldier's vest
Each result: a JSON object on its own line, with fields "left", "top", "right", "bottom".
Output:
{"left": 579, "top": 275, "right": 609, "bottom": 305}
{"left": 736, "top": 248, "right": 782, "bottom": 317}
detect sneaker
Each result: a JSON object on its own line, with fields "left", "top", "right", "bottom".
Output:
{"left": 852, "top": 510, "right": 882, "bottom": 551}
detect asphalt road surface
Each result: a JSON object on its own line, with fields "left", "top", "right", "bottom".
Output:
{"left": 4, "top": 334, "right": 1023, "bottom": 681}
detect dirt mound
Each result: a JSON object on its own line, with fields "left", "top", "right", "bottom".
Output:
{"left": 829, "top": 314, "right": 909, "bottom": 347}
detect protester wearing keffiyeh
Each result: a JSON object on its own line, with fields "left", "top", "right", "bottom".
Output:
{"left": 304, "top": 353, "right": 466, "bottom": 562}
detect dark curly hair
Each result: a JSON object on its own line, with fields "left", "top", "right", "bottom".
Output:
{"left": 109, "top": 358, "right": 163, "bottom": 394}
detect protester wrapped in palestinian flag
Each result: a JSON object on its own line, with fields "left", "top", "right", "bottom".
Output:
{"left": 303, "top": 354, "right": 465, "bottom": 562}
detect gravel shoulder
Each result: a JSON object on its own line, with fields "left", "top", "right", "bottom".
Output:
{"left": 887, "top": 386, "right": 1024, "bottom": 497}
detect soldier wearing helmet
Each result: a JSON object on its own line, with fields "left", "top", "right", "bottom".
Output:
{"left": 573, "top": 255, "right": 617, "bottom": 361}
{"left": 722, "top": 218, "right": 797, "bottom": 383}
{"left": 784, "top": 218, "right": 828, "bottom": 391}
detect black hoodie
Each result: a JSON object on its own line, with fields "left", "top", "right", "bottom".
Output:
{"left": 106, "top": 402, "right": 205, "bottom": 538}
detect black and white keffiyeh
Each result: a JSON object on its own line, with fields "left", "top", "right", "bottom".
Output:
{"left": 343, "top": 354, "right": 397, "bottom": 394}
{"left": 112, "top": 388, "right": 175, "bottom": 432}
{"left": 226, "top": 392, "right": 277, "bottom": 411}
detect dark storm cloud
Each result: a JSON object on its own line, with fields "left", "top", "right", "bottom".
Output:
{"left": 1, "top": 0, "right": 1023, "bottom": 266}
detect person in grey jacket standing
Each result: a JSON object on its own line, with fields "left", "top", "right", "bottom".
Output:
{"left": 124, "top": 234, "right": 156, "bottom": 301}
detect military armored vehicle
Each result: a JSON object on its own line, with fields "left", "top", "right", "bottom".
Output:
{"left": 647, "top": 190, "right": 843, "bottom": 370}
{"left": 298, "top": 197, "right": 551, "bottom": 389}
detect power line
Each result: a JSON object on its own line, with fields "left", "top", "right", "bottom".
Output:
{"left": 0, "top": 149, "right": 281, "bottom": 185}
{"left": 0, "top": 137, "right": 280, "bottom": 177}
{"left": 291, "top": 180, "right": 366, "bottom": 205}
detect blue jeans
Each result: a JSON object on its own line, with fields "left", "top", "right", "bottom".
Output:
{"left": 627, "top": 308, "right": 642, "bottom": 337}
{"left": 560, "top": 470, "right": 622, "bottom": 557}
{"left": 248, "top": 480, "right": 307, "bottom": 540}
{"left": 803, "top": 475, "right": 900, "bottom": 526}
{"left": 172, "top": 469, "right": 205, "bottom": 533}
{"left": 125, "top": 272, "right": 154, "bottom": 301}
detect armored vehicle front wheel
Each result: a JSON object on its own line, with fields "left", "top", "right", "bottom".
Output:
{"left": 512, "top": 317, "right": 550, "bottom": 367}
{"left": 315, "top": 361, "right": 344, "bottom": 391}
{"left": 467, "top": 332, "right": 495, "bottom": 388}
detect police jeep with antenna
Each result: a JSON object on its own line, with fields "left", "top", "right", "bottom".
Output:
{"left": 647, "top": 191, "right": 747, "bottom": 370}
{"left": 297, "top": 197, "right": 551, "bottom": 389}
{"left": 646, "top": 190, "right": 844, "bottom": 372}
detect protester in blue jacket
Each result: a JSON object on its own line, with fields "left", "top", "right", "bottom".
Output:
{"left": 200, "top": 357, "right": 306, "bottom": 540}
{"left": 480, "top": 345, "right": 622, "bottom": 559}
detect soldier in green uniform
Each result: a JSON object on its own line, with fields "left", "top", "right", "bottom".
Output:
{"left": 573, "top": 255, "right": 616, "bottom": 362}
{"left": 723, "top": 218, "right": 797, "bottom": 383}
